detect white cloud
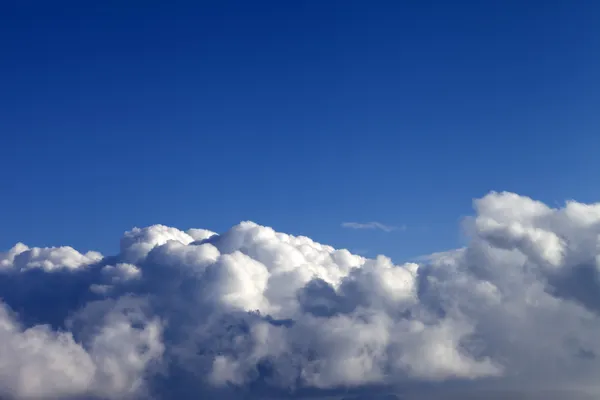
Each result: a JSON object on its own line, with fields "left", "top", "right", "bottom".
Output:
{"left": 0, "top": 296, "right": 163, "bottom": 399}
{"left": 341, "top": 221, "right": 401, "bottom": 232}
{"left": 2, "top": 192, "right": 600, "bottom": 398}
{"left": 0, "top": 243, "right": 102, "bottom": 271}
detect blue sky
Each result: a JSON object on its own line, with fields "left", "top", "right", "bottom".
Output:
{"left": 1, "top": 0, "right": 599, "bottom": 261}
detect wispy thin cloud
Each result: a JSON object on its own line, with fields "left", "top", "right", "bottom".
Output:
{"left": 341, "top": 221, "right": 403, "bottom": 232}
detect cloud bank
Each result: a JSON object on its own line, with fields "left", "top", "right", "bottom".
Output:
{"left": 2, "top": 192, "right": 600, "bottom": 399}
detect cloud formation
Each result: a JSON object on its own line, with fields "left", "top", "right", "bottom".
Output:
{"left": 341, "top": 222, "right": 400, "bottom": 232}
{"left": 2, "top": 191, "right": 600, "bottom": 399}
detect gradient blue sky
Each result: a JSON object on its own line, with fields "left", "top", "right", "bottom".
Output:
{"left": 2, "top": 0, "right": 599, "bottom": 261}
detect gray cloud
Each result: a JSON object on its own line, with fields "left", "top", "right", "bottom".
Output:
{"left": 2, "top": 191, "right": 600, "bottom": 398}
{"left": 341, "top": 222, "right": 401, "bottom": 232}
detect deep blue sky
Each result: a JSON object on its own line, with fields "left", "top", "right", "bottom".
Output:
{"left": 1, "top": 0, "right": 599, "bottom": 261}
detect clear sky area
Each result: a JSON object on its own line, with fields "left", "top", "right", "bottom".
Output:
{"left": 2, "top": 0, "right": 599, "bottom": 261}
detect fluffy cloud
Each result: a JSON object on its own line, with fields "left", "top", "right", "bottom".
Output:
{"left": 0, "top": 243, "right": 102, "bottom": 271}
{"left": 0, "top": 296, "right": 162, "bottom": 399}
{"left": 2, "top": 191, "right": 600, "bottom": 399}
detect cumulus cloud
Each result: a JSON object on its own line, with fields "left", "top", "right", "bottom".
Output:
{"left": 2, "top": 191, "right": 600, "bottom": 398}
{"left": 341, "top": 222, "right": 401, "bottom": 232}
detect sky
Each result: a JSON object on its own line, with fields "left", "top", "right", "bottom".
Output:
{"left": 2, "top": 0, "right": 600, "bottom": 262}
{"left": 3, "top": 3, "right": 600, "bottom": 399}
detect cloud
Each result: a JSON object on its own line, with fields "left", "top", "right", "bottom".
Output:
{"left": 1, "top": 192, "right": 600, "bottom": 398}
{"left": 341, "top": 221, "right": 401, "bottom": 232}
